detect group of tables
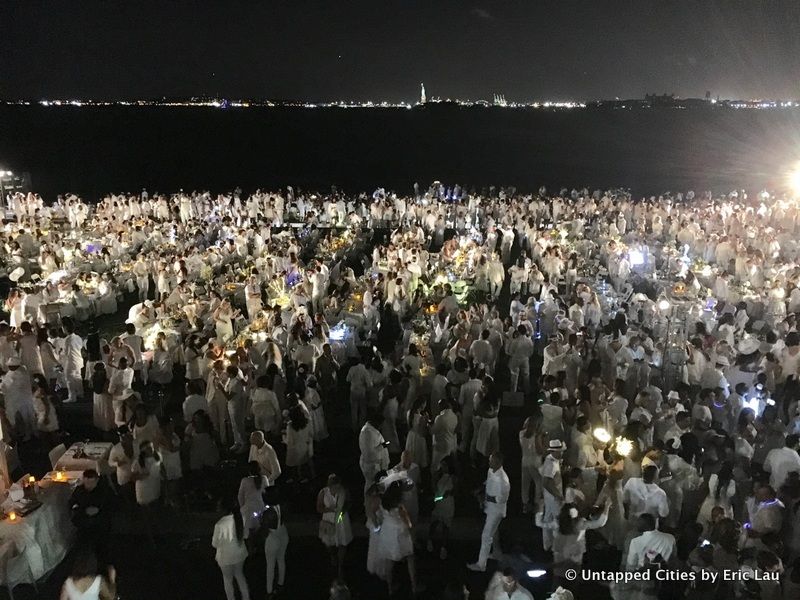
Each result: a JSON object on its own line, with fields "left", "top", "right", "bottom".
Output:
{"left": 0, "top": 442, "right": 112, "bottom": 589}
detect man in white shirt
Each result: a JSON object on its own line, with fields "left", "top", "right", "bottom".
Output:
{"left": 623, "top": 465, "right": 669, "bottom": 525}
{"left": 219, "top": 365, "right": 247, "bottom": 452}
{"left": 248, "top": 430, "right": 281, "bottom": 484}
{"left": 469, "top": 330, "right": 494, "bottom": 373}
{"left": 506, "top": 325, "right": 534, "bottom": 393}
{"left": 763, "top": 434, "right": 800, "bottom": 490}
{"left": 346, "top": 357, "right": 372, "bottom": 432}
{"left": 540, "top": 440, "right": 564, "bottom": 551}
{"left": 468, "top": 452, "right": 511, "bottom": 572}
{"left": 62, "top": 319, "right": 85, "bottom": 403}
{"left": 358, "top": 412, "right": 389, "bottom": 492}
{"left": 625, "top": 514, "right": 676, "bottom": 569}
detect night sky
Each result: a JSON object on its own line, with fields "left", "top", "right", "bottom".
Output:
{"left": 3, "top": 1, "right": 800, "bottom": 103}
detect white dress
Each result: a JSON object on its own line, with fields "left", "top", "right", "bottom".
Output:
{"left": 285, "top": 422, "right": 312, "bottom": 467}
{"left": 305, "top": 388, "right": 329, "bottom": 441}
{"left": 404, "top": 412, "right": 429, "bottom": 468}
{"left": 366, "top": 508, "right": 386, "bottom": 579}
{"left": 215, "top": 312, "right": 234, "bottom": 344}
{"left": 377, "top": 507, "right": 413, "bottom": 561}
{"left": 238, "top": 476, "right": 268, "bottom": 534}
{"left": 318, "top": 487, "right": 353, "bottom": 547}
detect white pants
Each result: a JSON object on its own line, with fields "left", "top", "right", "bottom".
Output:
{"left": 265, "top": 526, "right": 289, "bottom": 593}
{"left": 477, "top": 508, "right": 504, "bottom": 568}
{"left": 208, "top": 397, "right": 229, "bottom": 446}
{"left": 218, "top": 561, "right": 250, "bottom": 600}
{"left": 137, "top": 277, "right": 149, "bottom": 301}
{"left": 521, "top": 463, "right": 542, "bottom": 507}
{"left": 66, "top": 369, "right": 83, "bottom": 402}
{"left": 228, "top": 399, "right": 247, "bottom": 447}
{"left": 509, "top": 360, "right": 530, "bottom": 393}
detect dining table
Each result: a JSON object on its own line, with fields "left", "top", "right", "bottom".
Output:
{"left": 54, "top": 442, "right": 114, "bottom": 476}
{"left": 0, "top": 472, "right": 80, "bottom": 585}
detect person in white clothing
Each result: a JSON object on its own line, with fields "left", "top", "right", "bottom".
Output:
{"left": 212, "top": 502, "right": 251, "bottom": 600}
{"left": 622, "top": 465, "right": 669, "bottom": 526}
{"left": 0, "top": 356, "right": 36, "bottom": 439}
{"left": 763, "top": 434, "right": 800, "bottom": 491}
{"left": 624, "top": 513, "right": 676, "bottom": 569}
{"left": 62, "top": 319, "right": 85, "bottom": 403}
{"left": 468, "top": 452, "right": 511, "bottom": 572}
{"left": 359, "top": 412, "right": 390, "bottom": 492}
{"left": 484, "top": 568, "right": 535, "bottom": 600}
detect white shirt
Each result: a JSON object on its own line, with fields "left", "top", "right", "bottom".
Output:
{"left": 623, "top": 478, "right": 669, "bottom": 520}
{"left": 358, "top": 423, "right": 389, "bottom": 469}
{"left": 248, "top": 442, "right": 281, "bottom": 483}
{"left": 485, "top": 466, "right": 511, "bottom": 517}
{"left": 63, "top": 333, "right": 84, "bottom": 371}
{"left": 625, "top": 530, "right": 676, "bottom": 568}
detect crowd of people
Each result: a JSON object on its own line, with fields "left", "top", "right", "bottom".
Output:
{"left": 3, "top": 184, "right": 800, "bottom": 599}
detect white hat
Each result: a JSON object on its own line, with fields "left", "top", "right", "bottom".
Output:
{"left": 6, "top": 357, "right": 20, "bottom": 367}
{"left": 737, "top": 337, "right": 760, "bottom": 355}
{"left": 547, "top": 439, "right": 564, "bottom": 451}
{"left": 715, "top": 356, "right": 730, "bottom": 367}
{"left": 8, "top": 267, "right": 24, "bottom": 282}
{"left": 667, "top": 390, "right": 680, "bottom": 400}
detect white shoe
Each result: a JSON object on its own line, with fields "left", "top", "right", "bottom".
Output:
{"left": 466, "top": 562, "right": 485, "bottom": 572}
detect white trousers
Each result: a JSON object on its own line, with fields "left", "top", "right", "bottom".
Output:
{"left": 477, "top": 509, "right": 504, "bottom": 568}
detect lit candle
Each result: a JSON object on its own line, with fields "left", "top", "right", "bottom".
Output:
{"left": 27, "top": 476, "right": 35, "bottom": 484}
{"left": 8, "top": 512, "right": 16, "bottom": 521}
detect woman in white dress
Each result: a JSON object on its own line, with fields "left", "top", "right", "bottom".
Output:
{"left": 17, "top": 321, "right": 44, "bottom": 375}
{"left": 91, "top": 363, "right": 115, "bottom": 433}
{"left": 131, "top": 440, "right": 163, "bottom": 507}
{"left": 317, "top": 474, "right": 353, "bottom": 578}
{"left": 5, "top": 289, "right": 24, "bottom": 331}
{"left": 304, "top": 377, "right": 328, "bottom": 442}
{"left": 149, "top": 335, "right": 173, "bottom": 386}
{"left": 377, "top": 480, "right": 417, "bottom": 596}
{"left": 285, "top": 403, "right": 314, "bottom": 482}
{"left": 238, "top": 461, "right": 269, "bottom": 542}
{"left": 404, "top": 398, "right": 430, "bottom": 470}
{"left": 38, "top": 329, "right": 62, "bottom": 387}
{"left": 365, "top": 483, "right": 387, "bottom": 580}
{"left": 214, "top": 299, "right": 236, "bottom": 344}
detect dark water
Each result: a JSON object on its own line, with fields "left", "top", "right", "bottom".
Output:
{"left": 3, "top": 104, "right": 800, "bottom": 200}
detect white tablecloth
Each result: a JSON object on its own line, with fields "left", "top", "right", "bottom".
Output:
{"left": 55, "top": 442, "right": 113, "bottom": 476}
{"left": 0, "top": 478, "right": 75, "bottom": 584}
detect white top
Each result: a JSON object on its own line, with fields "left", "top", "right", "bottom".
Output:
{"left": 625, "top": 530, "right": 676, "bottom": 568}
{"left": 622, "top": 478, "right": 669, "bottom": 520}
{"left": 485, "top": 466, "right": 510, "bottom": 516}
{"left": 131, "top": 456, "right": 162, "bottom": 505}
{"left": 212, "top": 514, "right": 249, "bottom": 566}
{"left": 248, "top": 442, "right": 281, "bottom": 483}
{"left": 108, "top": 443, "right": 138, "bottom": 485}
